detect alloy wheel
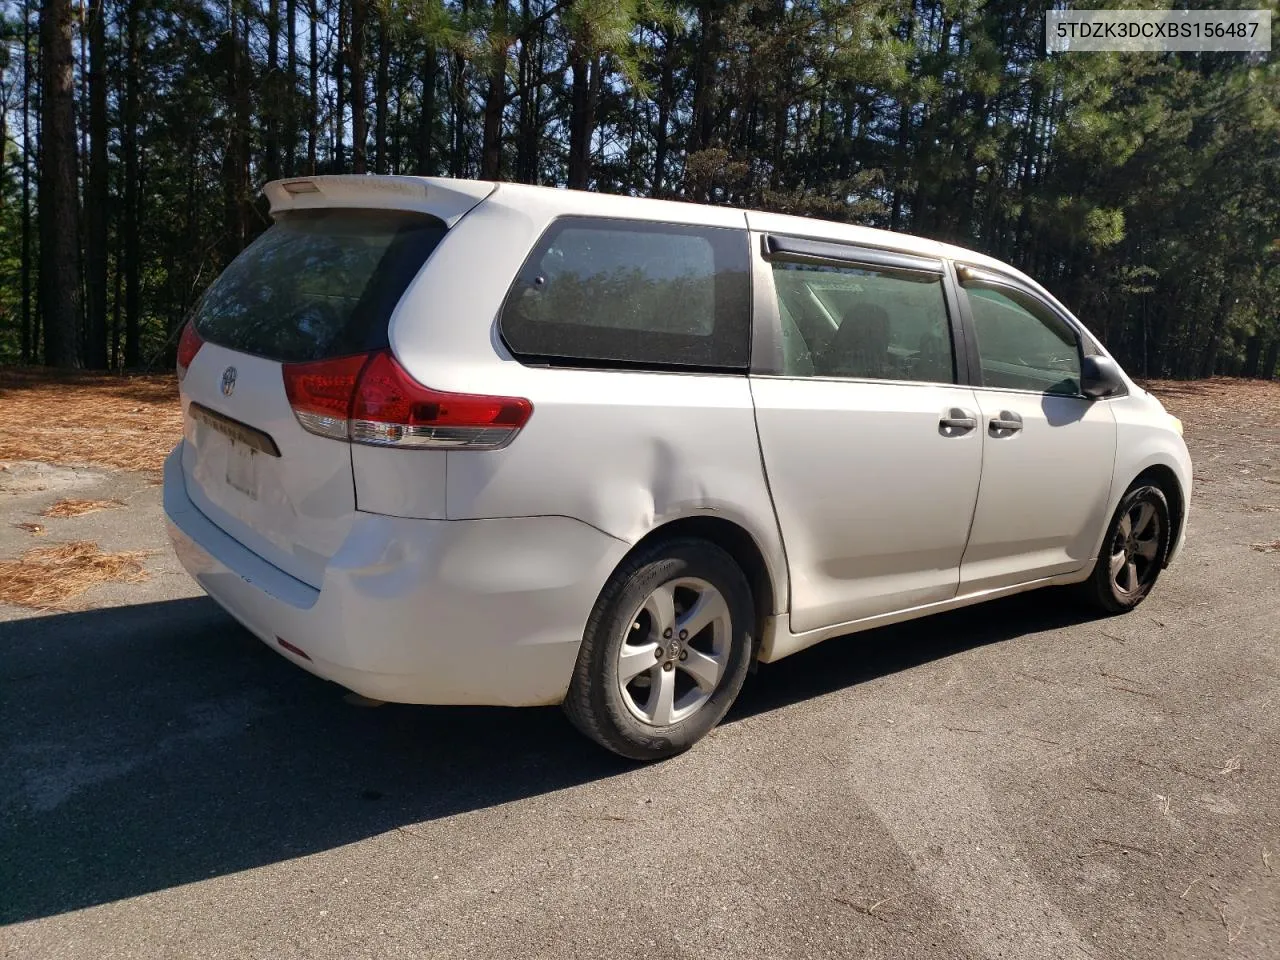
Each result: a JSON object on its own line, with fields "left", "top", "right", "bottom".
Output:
{"left": 1109, "top": 498, "right": 1162, "bottom": 596}
{"left": 616, "top": 577, "right": 731, "bottom": 726}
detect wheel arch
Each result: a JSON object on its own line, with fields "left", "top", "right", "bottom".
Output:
{"left": 1128, "top": 463, "right": 1185, "bottom": 567}
{"left": 618, "top": 515, "right": 779, "bottom": 652}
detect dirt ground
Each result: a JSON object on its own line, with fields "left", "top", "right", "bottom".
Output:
{"left": 0, "top": 372, "right": 1277, "bottom": 959}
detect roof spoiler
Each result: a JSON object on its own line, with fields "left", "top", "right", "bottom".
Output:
{"left": 261, "top": 175, "right": 496, "bottom": 227}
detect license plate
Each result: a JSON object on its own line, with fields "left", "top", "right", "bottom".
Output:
{"left": 225, "top": 441, "right": 258, "bottom": 500}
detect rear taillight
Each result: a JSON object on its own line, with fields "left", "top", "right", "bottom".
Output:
{"left": 281, "top": 353, "right": 369, "bottom": 441}
{"left": 281, "top": 349, "right": 532, "bottom": 450}
{"left": 176, "top": 322, "right": 204, "bottom": 381}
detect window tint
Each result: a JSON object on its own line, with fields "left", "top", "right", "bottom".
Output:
{"left": 769, "top": 260, "right": 954, "bottom": 383}
{"left": 964, "top": 284, "right": 1081, "bottom": 395}
{"left": 500, "top": 218, "right": 751, "bottom": 370}
{"left": 193, "top": 209, "right": 446, "bottom": 363}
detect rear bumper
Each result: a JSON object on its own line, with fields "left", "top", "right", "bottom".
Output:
{"left": 163, "top": 443, "right": 628, "bottom": 706}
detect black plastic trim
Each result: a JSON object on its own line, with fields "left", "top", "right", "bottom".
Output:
{"left": 763, "top": 234, "right": 945, "bottom": 277}
{"left": 187, "top": 402, "right": 282, "bottom": 457}
{"left": 944, "top": 260, "right": 983, "bottom": 387}
{"left": 749, "top": 232, "right": 786, "bottom": 375}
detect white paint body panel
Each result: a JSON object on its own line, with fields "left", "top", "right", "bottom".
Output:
{"left": 1100, "top": 386, "right": 1193, "bottom": 562}
{"left": 262, "top": 175, "right": 495, "bottom": 224}
{"left": 166, "top": 447, "right": 627, "bottom": 705}
{"left": 958, "top": 389, "right": 1117, "bottom": 593}
{"left": 179, "top": 343, "right": 357, "bottom": 590}
{"left": 164, "top": 175, "right": 1193, "bottom": 708}
{"left": 750, "top": 378, "right": 983, "bottom": 632}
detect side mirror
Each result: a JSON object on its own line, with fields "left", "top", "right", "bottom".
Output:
{"left": 1080, "top": 355, "right": 1127, "bottom": 400}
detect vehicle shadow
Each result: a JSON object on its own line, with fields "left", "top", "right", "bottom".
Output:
{"left": 729, "top": 589, "right": 1098, "bottom": 722}
{"left": 0, "top": 590, "right": 1097, "bottom": 924}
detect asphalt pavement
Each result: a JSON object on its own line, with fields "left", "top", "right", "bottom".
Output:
{"left": 1, "top": 416, "right": 1277, "bottom": 959}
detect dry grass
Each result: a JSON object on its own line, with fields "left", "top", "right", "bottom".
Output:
{"left": 0, "top": 539, "right": 150, "bottom": 610}
{"left": 1142, "top": 377, "right": 1280, "bottom": 431}
{"left": 40, "top": 497, "right": 125, "bottom": 519}
{"left": 0, "top": 368, "right": 180, "bottom": 474}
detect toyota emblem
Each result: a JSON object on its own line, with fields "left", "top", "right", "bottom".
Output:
{"left": 220, "top": 366, "right": 237, "bottom": 397}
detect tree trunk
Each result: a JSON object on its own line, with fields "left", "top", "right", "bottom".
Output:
{"left": 514, "top": 0, "right": 538, "bottom": 183}
{"left": 20, "top": 0, "right": 33, "bottom": 363}
{"left": 334, "top": 0, "right": 345, "bottom": 170}
{"left": 566, "top": 49, "right": 591, "bottom": 188}
{"left": 39, "top": 0, "right": 82, "bottom": 368}
{"left": 374, "top": 7, "right": 388, "bottom": 173}
{"left": 111, "top": 220, "right": 123, "bottom": 368}
{"left": 390, "top": 62, "right": 403, "bottom": 173}
{"left": 1243, "top": 335, "right": 1262, "bottom": 379}
{"left": 350, "top": 0, "right": 366, "bottom": 174}
{"left": 416, "top": 41, "right": 437, "bottom": 174}
{"left": 85, "top": 0, "right": 109, "bottom": 369}
{"left": 651, "top": 26, "right": 674, "bottom": 198}
{"left": 123, "top": 0, "right": 141, "bottom": 367}
{"left": 264, "top": 0, "right": 282, "bottom": 182}
{"left": 1198, "top": 281, "right": 1235, "bottom": 379}
{"left": 449, "top": 1, "right": 467, "bottom": 178}
{"left": 688, "top": 0, "right": 719, "bottom": 156}
{"left": 308, "top": 0, "right": 318, "bottom": 172}
{"left": 1262, "top": 339, "right": 1279, "bottom": 381}
{"left": 284, "top": 0, "right": 297, "bottom": 175}
{"left": 890, "top": 97, "right": 911, "bottom": 233}
{"left": 350, "top": 0, "right": 367, "bottom": 172}
{"left": 480, "top": 0, "right": 507, "bottom": 179}
{"left": 221, "top": 0, "right": 250, "bottom": 263}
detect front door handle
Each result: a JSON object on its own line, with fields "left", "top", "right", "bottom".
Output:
{"left": 989, "top": 410, "right": 1024, "bottom": 436}
{"left": 939, "top": 408, "right": 978, "bottom": 436}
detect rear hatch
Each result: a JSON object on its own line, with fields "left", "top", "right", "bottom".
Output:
{"left": 177, "top": 177, "right": 489, "bottom": 588}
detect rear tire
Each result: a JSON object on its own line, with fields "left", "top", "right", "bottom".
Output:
{"left": 563, "top": 538, "right": 755, "bottom": 761}
{"left": 1077, "top": 484, "right": 1170, "bottom": 615}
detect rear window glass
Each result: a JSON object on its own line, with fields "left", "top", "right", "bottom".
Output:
{"left": 499, "top": 217, "right": 751, "bottom": 371}
{"left": 192, "top": 209, "right": 446, "bottom": 363}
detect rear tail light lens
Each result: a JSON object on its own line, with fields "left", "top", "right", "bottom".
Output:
{"left": 349, "top": 350, "right": 532, "bottom": 448}
{"left": 281, "top": 353, "right": 370, "bottom": 441}
{"left": 281, "top": 349, "right": 532, "bottom": 450}
{"left": 176, "top": 322, "right": 204, "bottom": 381}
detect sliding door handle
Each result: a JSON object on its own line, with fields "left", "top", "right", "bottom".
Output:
{"left": 939, "top": 408, "right": 978, "bottom": 436}
{"left": 989, "top": 411, "right": 1024, "bottom": 436}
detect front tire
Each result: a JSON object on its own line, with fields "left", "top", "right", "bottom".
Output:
{"left": 1078, "top": 484, "right": 1171, "bottom": 615}
{"left": 563, "top": 539, "right": 755, "bottom": 761}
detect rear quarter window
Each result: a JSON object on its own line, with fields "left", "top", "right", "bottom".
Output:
{"left": 192, "top": 209, "right": 447, "bottom": 363}
{"left": 499, "top": 217, "right": 751, "bottom": 371}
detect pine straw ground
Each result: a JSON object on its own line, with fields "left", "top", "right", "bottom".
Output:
{"left": 40, "top": 497, "right": 126, "bottom": 518}
{"left": 0, "top": 540, "right": 150, "bottom": 610}
{"left": 0, "top": 367, "right": 180, "bottom": 475}
{"left": 0, "top": 368, "right": 176, "bottom": 608}
{"left": 1141, "top": 376, "right": 1280, "bottom": 432}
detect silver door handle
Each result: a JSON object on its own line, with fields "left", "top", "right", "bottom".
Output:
{"left": 989, "top": 411, "right": 1023, "bottom": 435}
{"left": 939, "top": 408, "right": 978, "bottom": 435}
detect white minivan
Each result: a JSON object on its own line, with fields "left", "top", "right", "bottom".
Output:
{"left": 165, "top": 175, "right": 1192, "bottom": 759}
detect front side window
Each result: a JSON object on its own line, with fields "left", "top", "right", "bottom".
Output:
{"left": 962, "top": 281, "right": 1081, "bottom": 395}
{"left": 768, "top": 260, "right": 954, "bottom": 383}
{"left": 500, "top": 218, "right": 751, "bottom": 370}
